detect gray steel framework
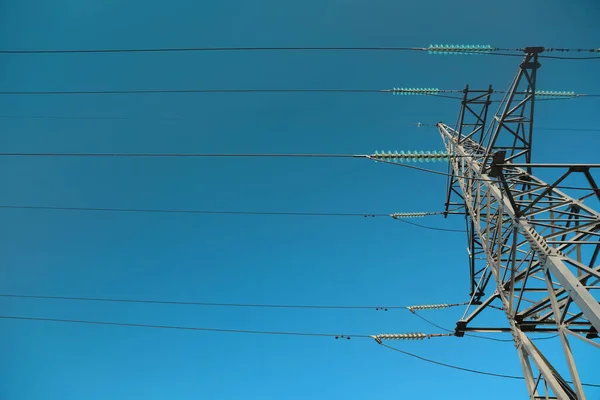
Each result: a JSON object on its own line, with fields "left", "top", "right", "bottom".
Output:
{"left": 438, "top": 47, "right": 600, "bottom": 399}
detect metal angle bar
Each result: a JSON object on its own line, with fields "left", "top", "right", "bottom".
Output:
{"left": 506, "top": 149, "right": 532, "bottom": 164}
{"left": 555, "top": 227, "right": 600, "bottom": 252}
{"left": 504, "top": 95, "right": 530, "bottom": 120}
{"left": 527, "top": 221, "right": 575, "bottom": 231}
{"left": 526, "top": 218, "right": 599, "bottom": 223}
{"left": 462, "top": 327, "right": 593, "bottom": 333}
{"left": 562, "top": 259, "right": 600, "bottom": 280}
{"left": 564, "top": 329, "right": 600, "bottom": 349}
{"left": 563, "top": 284, "right": 600, "bottom": 322}
{"left": 525, "top": 202, "right": 582, "bottom": 219}
{"left": 515, "top": 248, "right": 600, "bottom": 322}
{"left": 519, "top": 275, "right": 597, "bottom": 321}
{"left": 518, "top": 332, "right": 573, "bottom": 399}
{"left": 501, "top": 164, "right": 600, "bottom": 168}
{"left": 522, "top": 64, "right": 537, "bottom": 167}
{"left": 515, "top": 256, "right": 536, "bottom": 313}
{"left": 513, "top": 197, "right": 572, "bottom": 207}
{"left": 544, "top": 269, "right": 585, "bottom": 398}
{"left": 549, "top": 241, "right": 600, "bottom": 244}
{"left": 519, "top": 170, "right": 572, "bottom": 215}
{"left": 510, "top": 227, "right": 519, "bottom": 314}
{"left": 459, "top": 292, "right": 500, "bottom": 325}
{"left": 535, "top": 306, "right": 582, "bottom": 326}
{"left": 544, "top": 227, "right": 600, "bottom": 241}
{"left": 481, "top": 63, "right": 525, "bottom": 168}
{"left": 583, "top": 169, "right": 600, "bottom": 202}
{"left": 456, "top": 85, "right": 469, "bottom": 141}
{"left": 519, "top": 346, "right": 541, "bottom": 398}
{"left": 589, "top": 245, "right": 600, "bottom": 270}
{"left": 509, "top": 173, "right": 596, "bottom": 216}
{"left": 463, "top": 126, "right": 484, "bottom": 141}
{"left": 559, "top": 298, "right": 574, "bottom": 324}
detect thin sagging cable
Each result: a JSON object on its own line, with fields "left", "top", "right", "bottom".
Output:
{"left": 0, "top": 205, "right": 465, "bottom": 234}
{"left": 381, "top": 342, "right": 600, "bottom": 388}
{"left": 0, "top": 293, "right": 429, "bottom": 310}
{"left": 0, "top": 88, "right": 462, "bottom": 96}
{"left": 0, "top": 46, "right": 427, "bottom": 54}
{"left": 0, "top": 314, "right": 369, "bottom": 338}
{"left": 3, "top": 314, "right": 596, "bottom": 386}
{"left": 0, "top": 90, "right": 465, "bottom": 102}
{"left": 0, "top": 151, "right": 595, "bottom": 192}
{"left": 0, "top": 115, "right": 140, "bottom": 121}
{"left": 1, "top": 45, "right": 597, "bottom": 60}
{"left": 0, "top": 152, "right": 365, "bottom": 158}
{"left": 379, "top": 343, "right": 600, "bottom": 387}
{"left": 0, "top": 115, "right": 461, "bottom": 122}
{"left": 379, "top": 343, "right": 598, "bottom": 388}
{"left": 378, "top": 343, "right": 523, "bottom": 380}
{"left": 0, "top": 205, "right": 390, "bottom": 219}
{"left": 393, "top": 218, "right": 465, "bottom": 233}
{"left": 0, "top": 89, "right": 387, "bottom": 95}
{"left": 0, "top": 151, "right": 461, "bottom": 160}
{"left": 0, "top": 46, "right": 525, "bottom": 57}
{"left": 3, "top": 88, "right": 598, "bottom": 99}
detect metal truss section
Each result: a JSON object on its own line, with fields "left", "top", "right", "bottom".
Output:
{"left": 443, "top": 85, "right": 493, "bottom": 303}
{"left": 438, "top": 48, "right": 600, "bottom": 399}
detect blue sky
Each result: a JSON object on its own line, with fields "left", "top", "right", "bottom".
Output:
{"left": 0, "top": 0, "right": 599, "bottom": 399}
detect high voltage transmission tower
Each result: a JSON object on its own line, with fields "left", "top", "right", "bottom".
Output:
{"left": 2, "top": 42, "right": 600, "bottom": 397}
{"left": 437, "top": 46, "right": 600, "bottom": 399}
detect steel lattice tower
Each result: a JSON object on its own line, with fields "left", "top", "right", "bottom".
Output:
{"left": 439, "top": 47, "right": 600, "bottom": 399}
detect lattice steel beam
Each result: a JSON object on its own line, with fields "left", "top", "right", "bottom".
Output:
{"left": 439, "top": 47, "right": 600, "bottom": 399}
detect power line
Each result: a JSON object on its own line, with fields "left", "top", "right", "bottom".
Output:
{"left": 378, "top": 343, "right": 522, "bottom": 379}
{"left": 1, "top": 113, "right": 598, "bottom": 131}
{"left": 0, "top": 45, "right": 597, "bottom": 60}
{"left": 0, "top": 205, "right": 389, "bottom": 219}
{"left": 0, "top": 314, "right": 368, "bottom": 338}
{"left": 0, "top": 89, "right": 387, "bottom": 95}
{"left": 0, "top": 116, "right": 458, "bottom": 123}
{"left": 0, "top": 88, "right": 597, "bottom": 99}
{"left": 5, "top": 311, "right": 597, "bottom": 387}
{"left": 0, "top": 46, "right": 425, "bottom": 54}
{"left": 2, "top": 314, "right": 595, "bottom": 386}
{"left": 0, "top": 115, "right": 138, "bottom": 121}
{"left": 0, "top": 88, "right": 466, "bottom": 101}
{"left": 0, "top": 204, "right": 465, "bottom": 233}
{"left": 393, "top": 218, "right": 465, "bottom": 233}
{"left": 377, "top": 343, "right": 600, "bottom": 387}
{"left": 0, "top": 152, "right": 363, "bottom": 158}
{"left": 0, "top": 293, "right": 430, "bottom": 310}
{"left": 0, "top": 151, "right": 594, "bottom": 192}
